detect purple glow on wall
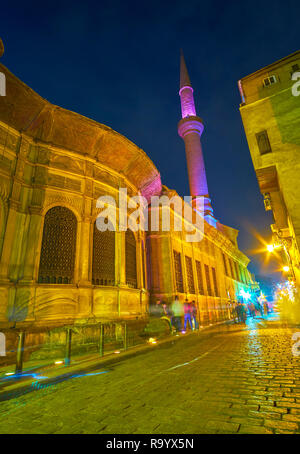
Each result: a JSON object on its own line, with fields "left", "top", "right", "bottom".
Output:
{"left": 179, "top": 86, "right": 196, "bottom": 118}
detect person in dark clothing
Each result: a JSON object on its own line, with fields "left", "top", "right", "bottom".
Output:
{"left": 191, "top": 301, "right": 198, "bottom": 330}
{"left": 171, "top": 295, "right": 184, "bottom": 332}
{"left": 183, "top": 300, "right": 193, "bottom": 331}
{"left": 240, "top": 303, "right": 247, "bottom": 323}
{"left": 263, "top": 301, "right": 269, "bottom": 316}
{"left": 236, "top": 302, "right": 247, "bottom": 323}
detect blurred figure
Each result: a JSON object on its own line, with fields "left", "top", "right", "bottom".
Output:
{"left": 236, "top": 302, "right": 247, "bottom": 323}
{"left": 232, "top": 302, "right": 238, "bottom": 323}
{"left": 183, "top": 300, "right": 193, "bottom": 331}
{"left": 248, "top": 302, "right": 256, "bottom": 317}
{"left": 150, "top": 299, "right": 163, "bottom": 317}
{"left": 240, "top": 303, "right": 247, "bottom": 323}
{"left": 191, "top": 301, "right": 198, "bottom": 330}
{"left": 171, "top": 296, "right": 183, "bottom": 332}
{"left": 263, "top": 300, "right": 269, "bottom": 316}
{"left": 162, "top": 302, "right": 173, "bottom": 318}
{"left": 255, "top": 300, "right": 264, "bottom": 317}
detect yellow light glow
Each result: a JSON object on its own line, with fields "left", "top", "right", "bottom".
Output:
{"left": 148, "top": 337, "right": 157, "bottom": 344}
{"left": 283, "top": 266, "right": 290, "bottom": 272}
{"left": 54, "top": 360, "right": 64, "bottom": 365}
{"left": 114, "top": 351, "right": 120, "bottom": 354}
{"left": 267, "top": 244, "right": 275, "bottom": 252}
{"left": 5, "top": 372, "right": 14, "bottom": 376}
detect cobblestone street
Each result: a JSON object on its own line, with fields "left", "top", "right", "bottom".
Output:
{"left": 0, "top": 318, "right": 300, "bottom": 434}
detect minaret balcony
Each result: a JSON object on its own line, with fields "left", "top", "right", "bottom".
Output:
{"left": 178, "top": 115, "right": 204, "bottom": 138}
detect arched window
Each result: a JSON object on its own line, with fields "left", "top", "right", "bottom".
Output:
{"left": 92, "top": 222, "right": 115, "bottom": 286}
{"left": 38, "top": 206, "right": 77, "bottom": 284}
{"left": 125, "top": 229, "right": 137, "bottom": 288}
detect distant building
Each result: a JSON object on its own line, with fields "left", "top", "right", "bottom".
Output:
{"left": 255, "top": 274, "right": 279, "bottom": 302}
{"left": 238, "top": 50, "right": 300, "bottom": 288}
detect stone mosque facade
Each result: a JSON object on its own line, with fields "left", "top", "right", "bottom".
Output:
{"left": 0, "top": 45, "right": 255, "bottom": 329}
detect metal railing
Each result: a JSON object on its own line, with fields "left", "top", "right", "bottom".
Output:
{"left": 0, "top": 321, "right": 134, "bottom": 376}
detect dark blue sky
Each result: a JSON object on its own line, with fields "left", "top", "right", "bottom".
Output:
{"left": 1, "top": 0, "right": 299, "bottom": 279}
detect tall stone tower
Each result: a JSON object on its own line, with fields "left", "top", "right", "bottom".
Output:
{"left": 178, "top": 51, "right": 216, "bottom": 227}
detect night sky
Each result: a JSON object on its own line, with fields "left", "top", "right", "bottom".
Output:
{"left": 1, "top": 0, "right": 299, "bottom": 280}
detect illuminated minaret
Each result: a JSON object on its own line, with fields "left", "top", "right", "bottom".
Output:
{"left": 178, "top": 51, "right": 215, "bottom": 226}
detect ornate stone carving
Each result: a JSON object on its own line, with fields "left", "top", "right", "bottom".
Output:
{"left": 44, "top": 192, "right": 83, "bottom": 218}
{"left": 50, "top": 154, "right": 84, "bottom": 175}
{"left": 31, "top": 188, "right": 44, "bottom": 208}
{"left": 0, "top": 154, "right": 13, "bottom": 174}
{"left": 0, "top": 177, "right": 10, "bottom": 202}
{"left": 47, "top": 172, "right": 81, "bottom": 192}
{"left": 34, "top": 166, "right": 47, "bottom": 184}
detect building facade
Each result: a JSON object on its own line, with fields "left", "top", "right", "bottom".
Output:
{"left": 238, "top": 50, "right": 300, "bottom": 288}
{"left": 0, "top": 42, "right": 253, "bottom": 331}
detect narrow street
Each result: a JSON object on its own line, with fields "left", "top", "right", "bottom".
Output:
{"left": 0, "top": 318, "right": 300, "bottom": 434}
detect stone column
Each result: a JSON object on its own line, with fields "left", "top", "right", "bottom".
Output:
{"left": 21, "top": 210, "right": 43, "bottom": 283}
{"left": 78, "top": 218, "right": 91, "bottom": 285}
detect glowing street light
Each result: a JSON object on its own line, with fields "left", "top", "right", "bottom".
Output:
{"left": 267, "top": 244, "right": 275, "bottom": 252}
{"left": 282, "top": 266, "right": 290, "bottom": 272}
{"left": 240, "top": 289, "right": 251, "bottom": 301}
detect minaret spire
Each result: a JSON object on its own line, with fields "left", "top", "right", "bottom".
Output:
{"left": 180, "top": 49, "right": 192, "bottom": 89}
{"left": 177, "top": 51, "right": 215, "bottom": 226}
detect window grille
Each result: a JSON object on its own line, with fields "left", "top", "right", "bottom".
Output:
{"left": 185, "top": 256, "right": 195, "bottom": 294}
{"left": 173, "top": 250, "right": 184, "bottom": 293}
{"left": 204, "top": 264, "right": 213, "bottom": 296}
{"left": 229, "top": 259, "right": 234, "bottom": 279}
{"left": 92, "top": 223, "right": 115, "bottom": 286}
{"left": 211, "top": 267, "right": 219, "bottom": 297}
{"left": 222, "top": 253, "right": 228, "bottom": 276}
{"left": 125, "top": 230, "right": 137, "bottom": 288}
{"left": 234, "top": 261, "right": 240, "bottom": 282}
{"left": 195, "top": 260, "right": 204, "bottom": 295}
{"left": 38, "top": 206, "right": 77, "bottom": 284}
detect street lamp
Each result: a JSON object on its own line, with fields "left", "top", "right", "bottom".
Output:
{"left": 266, "top": 243, "right": 280, "bottom": 252}
{"left": 266, "top": 237, "right": 296, "bottom": 282}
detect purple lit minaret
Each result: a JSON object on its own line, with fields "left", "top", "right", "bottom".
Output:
{"left": 178, "top": 51, "right": 215, "bottom": 226}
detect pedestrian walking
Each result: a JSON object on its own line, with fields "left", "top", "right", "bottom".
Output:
{"left": 190, "top": 300, "right": 198, "bottom": 330}
{"left": 254, "top": 300, "right": 263, "bottom": 317}
{"left": 232, "top": 302, "right": 238, "bottom": 323}
{"left": 236, "top": 302, "right": 247, "bottom": 323}
{"left": 183, "top": 299, "right": 193, "bottom": 331}
{"left": 240, "top": 303, "right": 247, "bottom": 323}
{"left": 162, "top": 302, "right": 173, "bottom": 322}
{"left": 263, "top": 301, "right": 269, "bottom": 316}
{"left": 150, "top": 299, "right": 163, "bottom": 317}
{"left": 171, "top": 296, "right": 183, "bottom": 332}
{"left": 249, "top": 302, "right": 255, "bottom": 317}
